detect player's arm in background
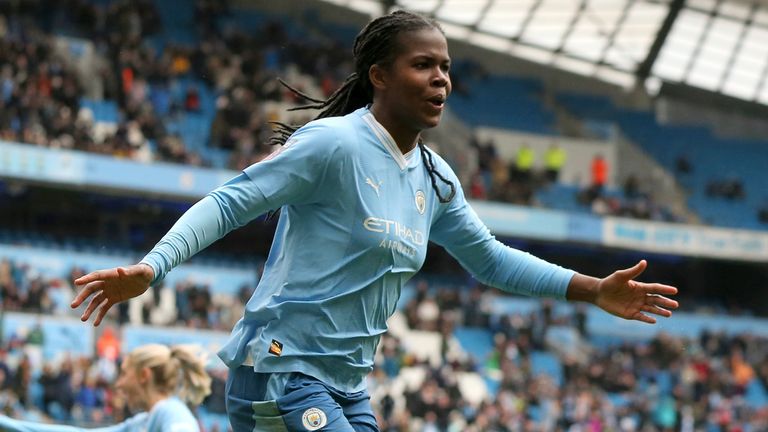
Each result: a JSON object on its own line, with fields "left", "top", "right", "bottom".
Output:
{"left": 0, "top": 412, "right": 146, "bottom": 432}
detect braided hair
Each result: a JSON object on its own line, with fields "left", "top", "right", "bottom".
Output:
{"left": 271, "top": 10, "right": 455, "bottom": 203}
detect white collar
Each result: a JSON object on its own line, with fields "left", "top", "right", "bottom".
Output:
{"left": 362, "top": 112, "right": 416, "bottom": 171}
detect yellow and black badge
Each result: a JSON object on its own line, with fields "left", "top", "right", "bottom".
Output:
{"left": 269, "top": 339, "right": 283, "bottom": 356}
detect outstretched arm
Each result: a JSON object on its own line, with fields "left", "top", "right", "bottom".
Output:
{"left": 0, "top": 414, "right": 139, "bottom": 432}
{"left": 429, "top": 169, "right": 678, "bottom": 323}
{"left": 566, "top": 259, "right": 678, "bottom": 324}
{"left": 71, "top": 174, "right": 266, "bottom": 326}
{"left": 72, "top": 121, "right": 342, "bottom": 326}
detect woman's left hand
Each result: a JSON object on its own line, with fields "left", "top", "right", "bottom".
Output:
{"left": 594, "top": 260, "right": 679, "bottom": 324}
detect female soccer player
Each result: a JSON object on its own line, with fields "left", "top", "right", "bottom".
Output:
{"left": 71, "top": 10, "right": 678, "bottom": 432}
{"left": 0, "top": 344, "right": 211, "bottom": 432}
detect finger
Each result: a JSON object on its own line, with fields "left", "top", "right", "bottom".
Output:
{"left": 74, "top": 271, "right": 104, "bottom": 286}
{"left": 641, "top": 304, "right": 672, "bottom": 318}
{"left": 70, "top": 280, "right": 105, "bottom": 309}
{"left": 74, "top": 268, "right": 117, "bottom": 287}
{"left": 616, "top": 260, "right": 647, "bottom": 281}
{"left": 93, "top": 299, "right": 113, "bottom": 327}
{"left": 632, "top": 312, "right": 656, "bottom": 324}
{"left": 642, "top": 283, "right": 678, "bottom": 296}
{"left": 81, "top": 290, "right": 106, "bottom": 322}
{"left": 646, "top": 294, "right": 679, "bottom": 310}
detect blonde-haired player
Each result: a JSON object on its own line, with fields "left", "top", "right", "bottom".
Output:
{"left": 0, "top": 344, "right": 211, "bottom": 432}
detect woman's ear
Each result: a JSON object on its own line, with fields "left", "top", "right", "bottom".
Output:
{"left": 138, "top": 367, "right": 152, "bottom": 384}
{"left": 369, "top": 64, "right": 387, "bottom": 91}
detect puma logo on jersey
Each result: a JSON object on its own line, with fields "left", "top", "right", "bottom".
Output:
{"left": 365, "top": 177, "right": 383, "bottom": 197}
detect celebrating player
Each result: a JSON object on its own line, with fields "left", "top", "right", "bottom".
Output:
{"left": 71, "top": 10, "right": 678, "bottom": 431}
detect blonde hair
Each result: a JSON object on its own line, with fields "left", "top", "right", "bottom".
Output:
{"left": 126, "top": 344, "right": 212, "bottom": 405}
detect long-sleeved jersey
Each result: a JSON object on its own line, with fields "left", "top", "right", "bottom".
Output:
{"left": 141, "top": 107, "right": 575, "bottom": 392}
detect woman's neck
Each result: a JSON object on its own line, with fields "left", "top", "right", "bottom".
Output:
{"left": 369, "top": 104, "right": 419, "bottom": 154}
{"left": 145, "top": 392, "right": 171, "bottom": 412}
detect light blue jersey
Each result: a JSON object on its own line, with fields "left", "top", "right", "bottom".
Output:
{"left": 0, "top": 397, "right": 199, "bottom": 432}
{"left": 141, "top": 107, "right": 575, "bottom": 392}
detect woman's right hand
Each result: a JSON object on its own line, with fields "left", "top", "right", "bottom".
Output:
{"left": 71, "top": 263, "right": 155, "bottom": 326}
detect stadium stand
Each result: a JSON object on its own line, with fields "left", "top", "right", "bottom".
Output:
{"left": 556, "top": 91, "right": 768, "bottom": 230}
{"left": 2, "top": 0, "right": 768, "bottom": 431}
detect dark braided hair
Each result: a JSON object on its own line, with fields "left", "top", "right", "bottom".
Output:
{"left": 270, "top": 10, "right": 455, "bottom": 203}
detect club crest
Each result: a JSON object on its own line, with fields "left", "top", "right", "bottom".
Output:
{"left": 301, "top": 407, "right": 327, "bottom": 430}
{"left": 415, "top": 190, "right": 426, "bottom": 215}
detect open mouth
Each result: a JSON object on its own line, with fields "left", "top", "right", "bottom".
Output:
{"left": 427, "top": 95, "right": 446, "bottom": 108}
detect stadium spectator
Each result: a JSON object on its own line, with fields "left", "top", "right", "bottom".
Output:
{"left": 72, "top": 10, "right": 678, "bottom": 432}
{"left": 468, "top": 172, "right": 487, "bottom": 200}
{"left": 184, "top": 87, "right": 201, "bottom": 112}
{"left": 578, "top": 153, "right": 610, "bottom": 208}
{"left": 0, "top": 344, "right": 211, "bottom": 432}
{"left": 511, "top": 143, "right": 535, "bottom": 182}
{"left": 543, "top": 142, "right": 566, "bottom": 183}
{"left": 706, "top": 176, "right": 745, "bottom": 200}
{"left": 759, "top": 200, "right": 768, "bottom": 224}
{"left": 96, "top": 327, "right": 121, "bottom": 363}
{"left": 675, "top": 152, "right": 692, "bottom": 175}
{"left": 590, "top": 153, "right": 608, "bottom": 191}
{"left": 623, "top": 174, "right": 641, "bottom": 200}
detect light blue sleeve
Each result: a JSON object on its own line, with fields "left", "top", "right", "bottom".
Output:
{"left": 0, "top": 413, "right": 147, "bottom": 432}
{"left": 139, "top": 173, "right": 265, "bottom": 285}
{"left": 146, "top": 399, "right": 199, "bottom": 432}
{"left": 429, "top": 170, "right": 575, "bottom": 300}
{"left": 141, "top": 121, "right": 341, "bottom": 285}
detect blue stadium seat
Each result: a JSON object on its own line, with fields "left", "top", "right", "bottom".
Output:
{"left": 449, "top": 76, "right": 557, "bottom": 134}
{"left": 535, "top": 184, "right": 589, "bottom": 213}
{"left": 556, "top": 91, "right": 768, "bottom": 230}
{"left": 453, "top": 327, "right": 494, "bottom": 365}
{"left": 530, "top": 350, "right": 562, "bottom": 385}
{"left": 745, "top": 378, "right": 768, "bottom": 409}
{"left": 79, "top": 98, "right": 120, "bottom": 123}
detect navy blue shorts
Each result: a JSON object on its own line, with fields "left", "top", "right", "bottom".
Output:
{"left": 225, "top": 366, "right": 379, "bottom": 432}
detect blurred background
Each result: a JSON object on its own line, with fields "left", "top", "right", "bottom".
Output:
{"left": 1, "top": 0, "right": 767, "bottom": 430}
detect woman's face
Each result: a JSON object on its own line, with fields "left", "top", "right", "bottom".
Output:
{"left": 372, "top": 27, "right": 452, "bottom": 134}
{"left": 115, "top": 359, "right": 147, "bottom": 411}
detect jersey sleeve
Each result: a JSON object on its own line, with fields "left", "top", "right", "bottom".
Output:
{"left": 242, "top": 120, "right": 343, "bottom": 207}
{"left": 141, "top": 120, "right": 344, "bottom": 285}
{"left": 0, "top": 413, "right": 145, "bottom": 432}
{"left": 429, "top": 170, "right": 574, "bottom": 299}
{"left": 150, "top": 404, "right": 200, "bottom": 432}
{"left": 140, "top": 173, "right": 265, "bottom": 285}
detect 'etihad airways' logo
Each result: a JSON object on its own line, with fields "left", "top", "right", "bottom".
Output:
{"left": 363, "top": 217, "right": 425, "bottom": 246}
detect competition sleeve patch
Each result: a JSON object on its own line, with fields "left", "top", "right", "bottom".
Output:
{"left": 269, "top": 339, "right": 283, "bottom": 356}
{"left": 262, "top": 136, "right": 298, "bottom": 162}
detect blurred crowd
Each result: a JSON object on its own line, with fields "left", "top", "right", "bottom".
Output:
{"left": 1, "top": 2, "right": 766, "bottom": 430}
{"left": 469, "top": 138, "right": 683, "bottom": 223}
{"left": 0, "top": 326, "right": 230, "bottom": 430}
{"left": 0, "top": 258, "right": 253, "bottom": 332}
{"left": 0, "top": 0, "right": 686, "bottom": 225}
{"left": 0, "top": 0, "right": 350, "bottom": 170}
{"left": 373, "top": 282, "right": 768, "bottom": 432}
{"left": 4, "top": 253, "right": 768, "bottom": 430}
